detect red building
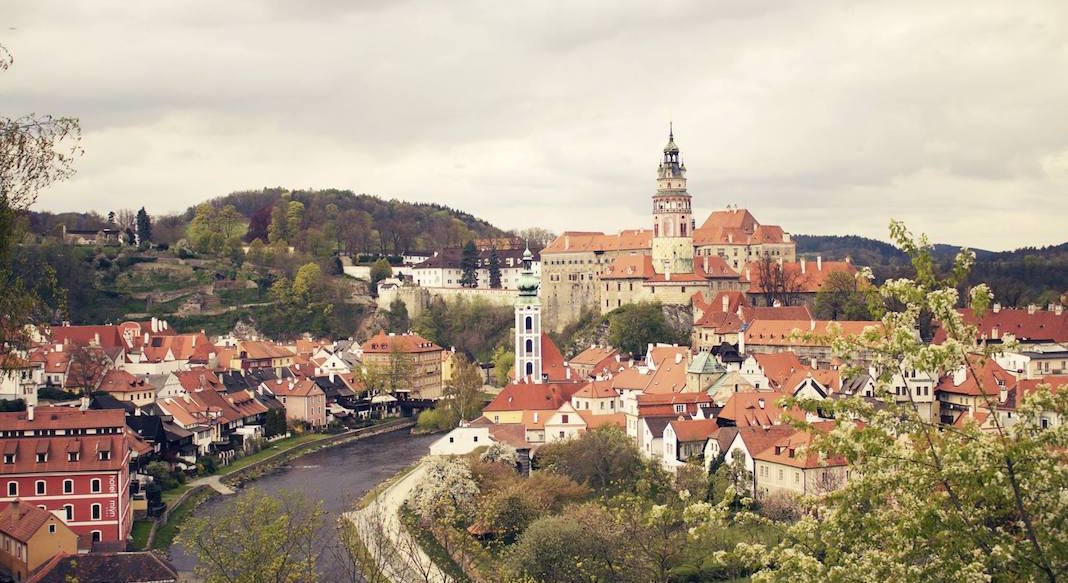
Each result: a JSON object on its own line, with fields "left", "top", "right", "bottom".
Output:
{"left": 0, "top": 407, "right": 133, "bottom": 550}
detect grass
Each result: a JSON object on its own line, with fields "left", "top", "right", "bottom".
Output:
{"left": 400, "top": 505, "right": 471, "bottom": 583}
{"left": 152, "top": 486, "right": 216, "bottom": 550}
{"left": 128, "top": 520, "right": 152, "bottom": 550}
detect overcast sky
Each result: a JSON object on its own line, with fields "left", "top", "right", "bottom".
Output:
{"left": 5, "top": 1, "right": 1067, "bottom": 251}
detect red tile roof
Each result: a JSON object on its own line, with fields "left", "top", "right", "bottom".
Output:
{"left": 572, "top": 380, "right": 619, "bottom": 399}
{"left": 0, "top": 408, "right": 125, "bottom": 432}
{"left": 752, "top": 352, "right": 805, "bottom": 389}
{"left": 266, "top": 378, "right": 324, "bottom": 398}
{"left": 0, "top": 501, "right": 64, "bottom": 543}
{"left": 541, "top": 230, "right": 652, "bottom": 254}
{"left": 752, "top": 421, "right": 846, "bottom": 469}
{"left": 743, "top": 260, "right": 857, "bottom": 294}
{"left": 669, "top": 418, "right": 720, "bottom": 442}
{"left": 238, "top": 340, "right": 296, "bottom": 360}
{"left": 698, "top": 208, "right": 759, "bottom": 232}
{"left": 744, "top": 319, "right": 883, "bottom": 347}
{"left": 602, "top": 254, "right": 737, "bottom": 282}
{"left": 98, "top": 370, "right": 152, "bottom": 394}
{"left": 718, "top": 391, "right": 800, "bottom": 427}
{"left": 484, "top": 383, "right": 582, "bottom": 413}
{"left": 933, "top": 307, "right": 1068, "bottom": 344}
{"left": 173, "top": 369, "right": 224, "bottom": 393}
{"left": 570, "top": 346, "right": 618, "bottom": 367}
{"left": 784, "top": 369, "right": 842, "bottom": 396}
{"left": 361, "top": 331, "right": 442, "bottom": 354}
{"left": 0, "top": 434, "right": 129, "bottom": 475}
{"left": 935, "top": 356, "right": 1017, "bottom": 397}
{"left": 575, "top": 411, "right": 625, "bottom": 429}
{"left": 731, "top": 425, "right": 798, "bottom": 458}
{"left": 140, "top": 333, "right": 215, "bottom": 363}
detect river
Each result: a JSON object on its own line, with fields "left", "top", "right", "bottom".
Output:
{"left": 168, "top": 429, "right": 438, "bottom": 579}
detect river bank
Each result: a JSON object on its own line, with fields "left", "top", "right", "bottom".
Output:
{"left": 166, "top": 427, "right": 436, "bottom": 578}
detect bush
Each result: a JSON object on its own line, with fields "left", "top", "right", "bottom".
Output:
{"left": 38, "top": 387, "right": 78, "bottom": 401}
{"left": 759, "top": 491, "right": 803, "bottom": 522}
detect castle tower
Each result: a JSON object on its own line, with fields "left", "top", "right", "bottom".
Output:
{"left": 514, "top": 245, "right": 542, "bottom": 383}
{"left": 651, "top": 124, "right": 695, "bottom": 274}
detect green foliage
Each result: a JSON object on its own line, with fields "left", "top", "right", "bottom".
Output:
{"left": 607, "top": 301, "right": 679, "bottom": 357}
{"left": 292, "top": 262, "right": 324, "bottom": 302}
{"left": 135, "top": 207, "right": 152, "bottom": 245}
{"left": 385, "top": 297, "right": 410, "bottom": 333}
{"left": 535, "top": 426, "right": 659, "bottom": 497}
{"left": 491, "top": 345, "right": 514, "bottom": 386}
{"left": 812, "top": 270, "right": 874, "bottom": 320}
{"left": 488, "top": 247, "right": 502, "bottom": 289}
{"left": 460, "top": 240, "right": 479, "bottom": 288}
{"left": 177, "top": 488, "right": 324, "bottom": 583}
{"left": 414, "top": 296, "right": 513, "bottom": 361}
{"left": 368, "top": 258, "right": 392, "bottom": 296}
{"left": 264, "top": 408, "right": 287, "bottom": 437}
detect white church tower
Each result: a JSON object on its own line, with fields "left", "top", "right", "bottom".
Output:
{"left": 514, "top": 245, "right": 542, "bottom": 383}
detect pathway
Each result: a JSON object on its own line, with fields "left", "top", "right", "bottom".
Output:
{"left": 345, "top": 458, "right": 451, "bottom": 583}
{"left": 187, "top": 474, "right": 234, "bottom": 495}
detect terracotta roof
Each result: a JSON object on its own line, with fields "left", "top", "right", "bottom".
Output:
{"left": 935, "top": 356, "right": 1017, "bottom": 398}
{"left": 98, "top": 369, "right": 153, "bottom": 394}
{"left": 718, "top": 391, "right": 800, "bottom": 427}
{"left": 784, "top": 369, "right": 842, "bottom": 397}
{"left": 669, "top": 417, "right": 720, "bottom": 442}
{"left": 1015, "top": 375, "right": 1068, "bottom": 402}
{"left": 173, "top": 369, "right": 223, "bottom": 393}
{"left": 744, "top": 319, "right": 883, "bottom": 347}
{"left": 743, "top": 260, "right": 857, "bottom": 294}
{"left": 540, "top": 334, "right": 572, "bottom": 383}
{"left": 27, "top": 551, "right": 178, "bottom": 583}
{"left": 0, "top": 501, "right": 63, "bottom": 543}
{"left": 644, "top": 348, "right": 690, "bottom": 394}
{"left": 693, "top": 290, "right": 749, "bottom": 317}
{"left": 238, "top": 340, "right": 295, "bottom": 360}
{"left": 752, "top": 421, "right": 846, "bottom": 469}
{"left": 484, "top": 383, "right": 582, "bottom": 413}
{"left": 140, "top": 333, "right": 215, "bottom": 363}
{"left": 573, "top": 380, "right": 619, "bottom": 399}
{"left": 752, "top": 352, "right": 805, "bottom": 389}
{"left": 570, "top": 346, "right": 618, "bottom": 367}
{"left": 294, "top": 338, "right": 332, "bottom": 356}
{"left": 0, "top": 407, "right": 125, "bottom": 431}
{"left": 266, "top": 378, "right": 324, "bottom": 398}
{"left": 609, "top": 366, "right": 655, "bottom": 392}
{"left": 601, "top": 254, "right": 737, "bottom": 282}
{"left": 636, "top": 392, "right": 713, "bottom": 406}
{"left": 0, "top": 434, "right": 129, "bottom": 474}
{"left": 486, "top": 423, "right": 529, "bottom": 449}
{"left": 745, "top": 305, "right": 814, "bottom": 321}
{"left": 933, "top": 307, "right": 1068, "bottom": 344}
{"left": 361, "top": 331, "right": 442, "bottom": 354}
{"left": 576, "top": 411, "right": 625, "bottom": 429}
{"left": 698, "top": 208, "right": 760, "bottom": 232}
{"left": 541, "top": 230, "right": 652, "bottom": 254}
{"left": 44, "top": 350, "right": 72, "bottom": 374}
{"left": 731, "top": 425, "right": 797, "bottom": 458}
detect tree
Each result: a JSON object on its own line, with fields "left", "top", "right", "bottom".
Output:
{"left": 188, "top": 203, "right": 223, "bottom": 254}
{"left": 755, "top": 255, "right": 803, "bottom": 307}
{"left": 707, "top": 221, "right": 1068, "bottom": 582}
{"left": 216, "top": 204, "right": 242, "bottom": 241}
{"left": 0, "top": 45, "right": 81, "bottom": 369}
{"left": 459, "top": 240, "right": 479, "bottom": 288}
{"left": 607, "top": 301, "right": 676, "bottom": 357}
{"left": 292, "top": 262, "right": 325, "bottom": 303}
{"left": 268, "top": 203, "right": 287, "bottom": 244}
{"left": 135, "top": 207, "right": 152, "bottom": 246}
{"left": 245, "top": 205, "right": 272, "bottom": 243}
{"left": 385, "top": 298, "right": 409, "bottom": 333}
{"left": 385, "top": 343, "right": 415, "bottom": 395}
{"left": 488, "top": 247, "right": 502, "bottom": 289}
{"left": 408, "top": 456, "right": 479, "bottom": 528}
{"left": 442, "top": 354, "right": 483, "bottom": 424}
{"left": 813, "top": 270, "right": 873, "bottom": 320}
{"left": 368, "top": 259, "right": 392, "bottom": 297}
{"left": 177, "top": 488, "right": 324, "bottom": 583}
{"left": 491, "top": 345, "right": 514, "bottom": 386}
{"left": 509, "top": 504, "right": 625, "bottom": 583}
{"left": 535, "top": 426, "right": 648, "bottom": 497}
{"left": 286, "top": 200, "right": 305, "bottom": 245}
{"left": 512, "top": 227, "right": 557, "bottom": 248}
{"left": 69, "top": 344, "right": 110, "bottom": 393}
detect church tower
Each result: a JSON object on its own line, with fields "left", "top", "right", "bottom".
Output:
{"left": 651, "top": 124, "right": 695, "bottom": 274}
{"left": 514, "top": 245, "right": 542, "bottom": 383}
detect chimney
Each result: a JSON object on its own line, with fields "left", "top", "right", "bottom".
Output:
{"left": 728, "top": 233, "right": 734, "bottom": 244}
{"left": 1056, "top": 305, "right": 1064, "bottom": 316}
{"left": 94, "top": 333, "right": 101, "bottom": 345}
{"left": 533, "top": 411, "right": 539, "bottom": 423}
{"left": 1027, "top": 304, "right": 1038, "bottom": 315}
{"left": 566, "top": 367, "right": 571, "bottom": 380}
{"left": 80, "top": 396, "right": 89, "bottom": 411}
{"left": 810, "top": 320, "right": 816, "bottom": 331}
{"left": 999, "top": 385, "right": 1008, "bottom": 404}
{"left": 757, "top": 398, "right": 765, "bottom": 410}
{"left": 675, "top": 353, "right": 682, "bottom": 364}
{"left": 817, "top": 256, "right": 822, "bottom": 271}
{"left": 991, "top": 326, "right": 999, "bottom": 339}
{"left": 773, "top": 299, "right": 782, "bottom": 308}
{"left": 810, "top": 358, "right": 817, "bottom": 369}
{"left": 745, "top": 268, "right": 751, "bottom": 281}
{"left": 564, "top": 235, "right": 570, "bottom": 250}
{"left": 952, "top": 367, "right": 967, "bottom": 387}
{"left": 993, "top": 303, "right": 1001, "bottom": 313}
{"left": 800, "top": 258, "right": 806, "bottom": 274}
{"left": 151, "top": 317, "right": 158, "bottom": 333}
{"left": 191, "top": 335, "right": 197, "bottom": 347}
{"left": 329, "top": 371, "right": 335, "bottom": 383}
{"left": 704, "top": 256, "right": 709, "bottom": 272}
{"left": 722, "top": 295, "right": 729, "bottom": 312}
{"left": 665, "top": 269, "right": 671, "bottom": 281}
{"left": 26, "top": 405, "right": 34, "bottom": 421}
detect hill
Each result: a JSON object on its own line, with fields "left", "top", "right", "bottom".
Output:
{"left": 18, "top": 189, "right": 509, "bottom": 338}
{"left": 797, "top": 234, "right": 1067, "bottom": 308}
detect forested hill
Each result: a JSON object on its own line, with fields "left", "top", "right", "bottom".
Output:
{"left": 28, "top": 187, "right": 506, "bottom": 256}
{"left": 797, "top": 234, "right": 1068, "bottom": 308}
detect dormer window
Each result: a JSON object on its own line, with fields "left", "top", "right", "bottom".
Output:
{"left": 98, "top": 450, "right": 110, "bottom": 461}
{"left": 68, "top": 452, "right": 79, "bottom": 462}
{"left": 36, "top": 453, "right": 47, "bottom": 463}
{"left": 3, "top": 454, "right": 13, "bottom": 464}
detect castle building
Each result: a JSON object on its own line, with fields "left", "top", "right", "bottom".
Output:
{"left": 515, "top": 246, "right": 543, "bottom": 382}
{"left": 539, "top": 126, "right": 796, "bottom": 332}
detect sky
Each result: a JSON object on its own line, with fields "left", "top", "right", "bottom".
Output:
{"left": 4, "top": 0, "right": 1068, "bottom": 251}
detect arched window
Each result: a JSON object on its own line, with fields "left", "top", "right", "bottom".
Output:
{"left": 524, "top": 316, "right": 532, "bottom": 331}
{"left": 525, "top": 339, "right": 533, "bottom": 353}
{"left": 525, "top": 362, "right": 534, "bottom": 376}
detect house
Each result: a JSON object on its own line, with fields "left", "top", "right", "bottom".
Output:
{"left": 413, "top": 243, "right": 541, "bottom": 290}
{"left": 752, "top": 422, "right": 849, "bottom": 499}
{"left": 995, "top": 343, "right": 1068, "bottom": 379}
{"left": 685, "top": 351, "right": 727, "bottom": 394}
{"left": 742, "top": 257, "right": 857, "bottom": 307}
{"left": 640, "top": 416, "right": 674, "bottom": 458}
{"left": 96, "top": 370, "right": 157, "bottom": 408}
{"left": 717, "top": 391, "right": 800, "bottom": 428}
{"left": 361, "top": 331, "right": 444, "bottom": 400}
{"left": 690, "top": 291, "right": 813, "bottom": 351}
{"left": 429, "top": 417, "right": 492, "bottom": 456}
{"left": 933, "top": 303, "right": 1068, "bottom": 345}
{"left": 740, "top": 352, "right": 804, "bottom": 391}
{"left": 0, "top": 500, "right": 78, "bottom": 581}
{"left": 26, "top": 551, "right": 178, "bottom": 583}
{"left": 569, "top": 380, "right": 621, "bottom": 415}
{"left": 544, "top": 402, "right": 587, "bottom": 442}
{"left": 121, "top": 332, "right": 216, "bottom": 375}
{"left": 704, "top": 370, "right": 757, "bottom": 405}
{"left": 482, "top": 383, "right": 580, "bottom": 425}
{"left": 0, "top": 358, "right": 42, "bottom": 408}
{"left": 0, "top": 407, "right": 135, "bottom": 549}
{"left": 935, "top": 357, "right": 1017, "bottom": 426}
{"left": 663, "top": 417, "right": 719, "bottom": 467}
{"left": 741, "top": 319, "right": 883, "bottom": 368}
{"left": 838, "top": 367, "right": 938, "bottom": 423}
{"left": 568, "top": 346, "right": 619, "bottom": 380}
{"left": 631, "top": 392, "right": 714, "bottom": 455}
{"left": 227, "top": 340, "right": 296, "bottom": 374}
{"left": 259, "top": 379, "right": 326, "bottom": 429}
{"left": 711, "top": 424, "right": 798, "bottom": 484}
{"left": 59, "top": 225, "right": 122, "bottom": 246}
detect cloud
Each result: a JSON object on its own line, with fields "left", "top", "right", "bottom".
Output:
{"left": 4, "top": 0, "right": 1067, "bottom": 250}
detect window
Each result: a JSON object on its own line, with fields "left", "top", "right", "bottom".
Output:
{"left": 91, "top": 504, "right": 101, "bottom": 520}
{"left": 7, "top": 482, "right": 16, "bottom": 496}
{"left": 473, "top": 436, "right": 478, "bottom": 443}
{"left": 524, "top": 316, "right": 532, "bottom": 331}
{"left": 448, "top": 437, "right": 454, "bottom": 443}
{"left": 64, "top": 505, "right": 73, "bottom": 521}
{"left": 36, "top": 452, "right": 47, "bottom": 463}
{"left": 3, "top": 454, "right": 12, "bottom": 464}
{"left": 525, "top": 339, "right": 533, "bottom": 353}
{"left": 778, "top": 469, "right": 783, "bottom": 480}
{"left": 36, "top": 480, "right": 45, "bottom": 495}
{"left": 91, "top": 531, "right": 101, "bottom": 543}
{"left": 561, "top": 414, "right": 569, "bottom": 424}
{"left": 525, "top": 362, "right": 533, "bottom": 376}
{"left": 90, "top": 479, "right": 101, "bottom": 493}
{"left": 48, "top": 524, "right": 56, "bottom": 534}
{"left": 794, "top": 472, "right": 799, "bottom": 483}
{"left": 98, "top": 450, "right": 110, "bottom": 461}
{"left": 558, "top": 431, "right": 565, "bottom": 439}
{"left": 674, "top": 404, "right": 685, "bottom": 413}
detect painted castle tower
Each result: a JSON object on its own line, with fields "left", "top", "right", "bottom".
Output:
{"left": 651, "top": 124, "right": 695, "bottom": 275}
{"left": 514, "top": 245, "right": 542, "bottom": 382}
